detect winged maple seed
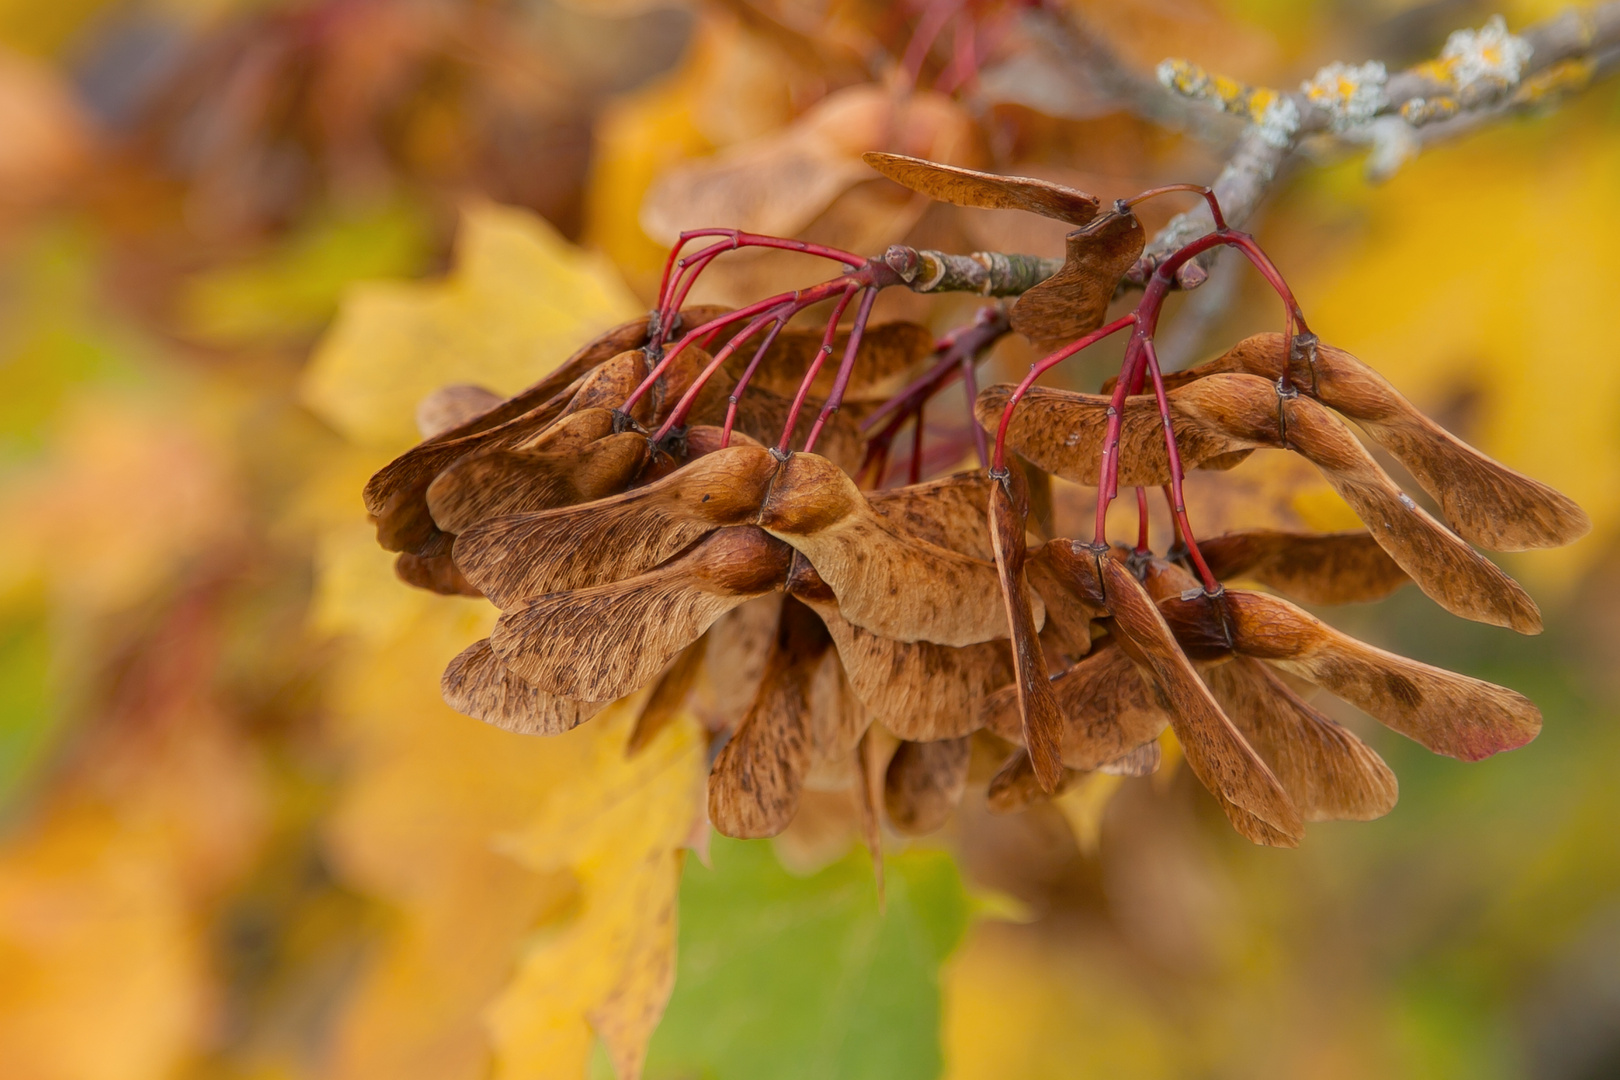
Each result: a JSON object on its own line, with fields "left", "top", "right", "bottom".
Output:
{"left": 366, "top": 153, "right": 1586, "bottom": 854}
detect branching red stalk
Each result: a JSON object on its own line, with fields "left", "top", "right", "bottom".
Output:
{"left": 1141, "top": 337, "right": 1220, "bottom": 592}
{"left": 777, "top": 284, "right": 860, "bottom": 453}
{"left": 1134, "top": 487, "right": 1150, "bottom": 554}
{"left": 805, "top": 287, "right": 879, "bottom": 454}
{"left": 719, "top": 316, "right": 787, "bottom": 447}
{"left": 992, "top": 312, "right": 1137, "bottom": 473}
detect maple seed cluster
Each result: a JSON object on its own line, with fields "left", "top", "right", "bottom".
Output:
{"left": 366, "top": 154, "right": 1589, "bottom": 849}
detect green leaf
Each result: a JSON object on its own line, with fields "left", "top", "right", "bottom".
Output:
{"left": 629, "top": 836, "right": 971, "bottom": 1080}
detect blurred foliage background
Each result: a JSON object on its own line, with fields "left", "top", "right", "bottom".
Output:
{"left": 0, "top": 1, "right": 1616, "bottom": 1078}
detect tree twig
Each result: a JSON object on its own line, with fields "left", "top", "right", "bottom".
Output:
{"left": 1093, "top": 4, "right": 1620, "bottom": 283}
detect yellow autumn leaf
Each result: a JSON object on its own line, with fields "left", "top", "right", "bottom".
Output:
{"left": 302, "top": 202, "right": 702, "bottom": 1080}
{"left": 302, "top": 199, "right": 640, "bottom": 451}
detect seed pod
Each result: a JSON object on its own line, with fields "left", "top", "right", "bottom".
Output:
{"left": 1198, "top": 529, "right": 1407, "bottom": 605}
{"left": 1177, "top": 334, "right": 1590, "bottom": 551}
{"left": 760, "top": 452, "right": 1021, "bottom": 646}
{"left": 1010, "top": 210, "right": 1146, "bottom": 346}
{"left": 985, "top": 748, "right": 1079, "bottom": 813}
{"left": 884, "top": 737, "right": 972, "bottom": 836}
{"left": 1094, "top": 556, "right": 1304, "bottom": 847}
{"left": 862, "top": 152, "right": 1102, "bottom": 225}
{"left": 1203, "top": 656, "right": 1397, "bottom": 822}
{"left": 703, "top": 594, "right": 784, "bottom": 728}
{"left": 627, "top": 638, "right": 708, "bottom": 755}
{"left": 707, "top": 599, "right": 829, "bottom": 839}
{"left": 1178, "top": 373, "right": 1542, "bottom": 633}
{"left": 975, "top": 383, "right": 1243, "bottom": 486}
{"left": 982, "top": 638, "right": 1169, "bottom": 771}
{"left": 416, "top": 384, "right": 504, "bottom": 440}
{"left": 363, "top": 306, "right": 730, "bottom": 556}
{"left": 788, "top": 555, "right": 1009, "bottom": 740}
{"left": 988, "top": 473, "right": 1065, "bottom": 792}
{"left": 441, "top": 638, "right": 608, "bottom": 736}
{"left": 1218, "top": 588, "right": 1542, "bottom": 761}
{"left": 490, "top": 525, "right": 792, "bottom": 702}
{"left": 453, "top": 444, "right": 779, "bottom": 608}
{"left": 427, "top": 423, "right": 649, "bottom": 536}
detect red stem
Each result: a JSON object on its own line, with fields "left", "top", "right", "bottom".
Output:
{"left": 805, "top": 287, "right": 879, "bottom": 454}
{"left": 1141, "top": 337, "right": 1219, "bottom": 592}
{"left": 992, "top": 312, "right": 1137, "bottom": 473}
{"left": 1134, "top": 487, "right": 1150, "bottom": 554}
{"left": 720, "top": 316, "right": 787, "bottom": 447}
{"left": 777, "top": 284, "right": 860, "bottom": 453}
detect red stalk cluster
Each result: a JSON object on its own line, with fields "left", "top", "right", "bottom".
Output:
{"left": 617, "top": 186, "right": 1318, "bottom": 586}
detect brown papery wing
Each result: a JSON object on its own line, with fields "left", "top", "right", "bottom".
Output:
{"left": 395, "top": 552, "right": 481, "bottom": 597}
{"left": 862, "top": 152, "right": 1101, "bottom": 225}
{"left": 729, "top": 321, "right": 935, "bottom": 400}
{"left": 489, "top": 526, "right": 792, "bottom": 702}
{"left": 793, "top": 561, "right": 1009, "bottom": 741}
{"left": 1204, "top": 656, "right": 1397, "bottom": 822}
{"left": 416, "top": 384, "right": 505, "bottom": 440}
{"left": 1010, "top": 210, "right": 1146, "bottom": 346}
{"left": 985, "top": 748, "right": 1076, "bottom": 813}
{"left": 982, "top": 639, "right": 1169, "bottom": 772}
{"left": 867, "top": 469, "right": 994, "bottom": 559}
{"left": 707, "top": 599, "right": 827, "bottom": 839}
{"left": 427, "top": 428, "right": 648, "bottom": 535}
{"left": 975, "top": 383, "right": 1244, "bottom": 487}
{"left": 989, "top": 475, "right": 1065, "bottom": 792}
{"left": 761, "top": 452, "right": 1021, "bottom": 647}
{"left": 1224, "top": 589, "right": 1541, "bottom": 761}
{"left": 627, "top": 638, "right": 708, "bottom": 755}
{"left": 704, "top": 594, "right": 784, "bottom": 728}
{"left": 1101, "top": 557, "right": 1303, "bottom": 847}
{"left": 1199, "top": 529, "right": 1408, "bottom": 606}
{"left": 1210, "top": 334, "right": 1589, "bottom": 551}
{"left": 1025, "top": 540, "right": 1108, "bottom": 653}
{"left": 441, "top": 638, "right": 608, "bottom": 736}
{"left": 884, "top": 738, "right": 971, "bottom": 836}
{"left": 1178, "top": 374, "right": 1542, "bottom": 633}
{"left": 453, "top": 444, "right": 778, "bottom": 608}
{"left": 363, "top": 307, "right": 733, "bottom": 557}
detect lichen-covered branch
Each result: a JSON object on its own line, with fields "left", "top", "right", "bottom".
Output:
{"left": 1124, "top": 4, "right": 1620, "bottom": 281}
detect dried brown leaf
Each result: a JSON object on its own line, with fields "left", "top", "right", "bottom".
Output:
{"left": 985, "top": 748, "right": 1076, "bottom": 813}
{"left": 490, "top": 526, "right": 792, "bottom": 702}
{"left": 1204, "top": 656, "right": 1397, "bottom": 822}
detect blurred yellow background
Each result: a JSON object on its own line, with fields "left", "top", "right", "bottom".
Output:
{"left": 0, "top": 2, "right": 1616, "bottom": 1079}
